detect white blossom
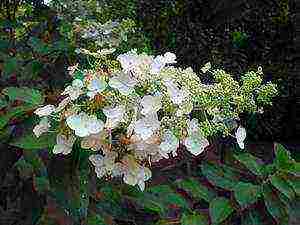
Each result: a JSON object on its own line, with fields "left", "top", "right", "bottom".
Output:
{"left": 235, "top": 126, "right": 246, "bottom": 149}
{"left": 53, "top": 134, "right": 76, "bottom": 155}
{"left": 183, "top": 119, "right": 209, "bottom": 156}
{"left": 159, "top": 130, "right": 179, "bottom": 159}
{"left": 134, "top": 113, "right": 160, "bottom": 141}
{"left": 117, "top": 50, "right": 140, "bottom": 74}
{"left": 86, "top": 76, "right": 107, "bottom": 99}
{"left": 89, "top": 152, "right": 119, "bottom": 178}
{"left": 150, "top": 52, "right": 176, "bottom": 75}
{"left": 163, "top": 79, "right": 189, "bottom": 105}
{"left": 33, "top": 117, "right": 50, "bottom": 138}
{"left": 61, "top": 79, "right": 84, "bottom": 100}
{"left": 121, "top": 155, "right": 152, "bottom": 191}
{"left": 66, "top": 113, "right": 104, "bottom": 137}
{"left": 108, "top": 72, "right": 137, "bottom": 95}
{"left": 103, "top": 105, "right": 126, "bottom": 129}
{"left": 184, "top": 134, "right": 209, "bottom": 156}
{"left": 140, "top": 95, "right": 162, "bottom": 116}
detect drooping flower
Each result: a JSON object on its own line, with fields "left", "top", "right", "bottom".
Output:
{"left": 53, "top": 134, "right": 76, "bottom": 155}
{"left": 34, "top": 105, "right": 56, "bottom": 117}
{"left": 235, "top": 125, "right": 246, "bottom": 149}
{"left": 140, "top": 95, "right": 162, "bottom": 116}
{"left": 61, "top": 79, "right": 84, "bottom": 100}
{"left": 134, "top": 113, "right": 160, "bottom": 141}
{"left": 184, "top": 134, "right": 209, "bottom": 156}
{"left": 33, "top": 117, "right": 50, "bottom": 138}
{"left": 108, "top": 72, "right": 137, "bottom": 95}
{"left": 89, "top": 152, "right": 121, "bottom": 178}
{"left": 183, "top": 119, "right": 209, "bottom": 156}
{"left": 103, "top": 105, "right": 126, "bottom": 129}
{"left": 159, "top": 130, "right": 179, "bottom": 159}
{"left": 86, "top": 76, "right": 107, "bottom": 99}
{"left": 121, "top": 155, "right": 152, "bottom": 191}
{"left": 66, "top": 113, "right": 104, "bottom": 137}
{"left": 128, "top": 133, "right": 162, "bottom": 161}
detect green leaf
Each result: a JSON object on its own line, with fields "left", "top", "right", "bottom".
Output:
{"left": 3, "top": 87, "right": 44, "bottom": 106}
{"left": 14, "top": 157, "right": 34, "bottom": 180}
{"left": 181, "top": 212, "right": 209, "bottom": 225}
{"left": 2, "top": 57, "right": 18, "bottom": 77}
{"left": 0, "top": 96, "right": 8, "bottom": 109}
{"left": 33, "top": 176, "right": 50, "bottom": 194}
{"left": 274, "top": 143, "right": 295, "bottom": 171}
{"left": 28, "top": 37, "right": 50, "bottom": 55}
{"left": 270, "top": 174, "right": 295, "bottom": 200}
{"left": 86, "top": 214, "right": 106, "bottom": 225}
{"left": 209, "top": 197, "right": 234, "bottom": 224}
{"left": 234, "top": 152, "right": 263, "bottom": 176}
{"left": 0, "top": 105, "right": 35, "bottom": 129}
{"left": 201, "top": 162, "right": 240, "bottom": 190}
{"left": 133, "top": 185, "right": 189, "bottom": 217}
{"left": 233, "top": 182, "right": 261, "bottom": 208}
{"left": 96, "top": 183, "right": 130, "bottom": 219}
{"left": 286, "top": 176, "right": 300, "bottom": 196}
{"left": 174, "top": 178, "right": 216, "bottom": 202}
{"left": 9, "top": 133, "right": 56, "bottom": 150}
{"left": 242, "top": 209, "right": 266, "bottom": 225}
{"left": 262, "top": 183, "right": 288, "bottom": 223}
{"left": 287, "top": 162, "right": 300, "bottom": 177}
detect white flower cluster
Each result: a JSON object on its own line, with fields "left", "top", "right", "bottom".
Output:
{"left": 32, "top": 50, "right": 258, "bottom": 191}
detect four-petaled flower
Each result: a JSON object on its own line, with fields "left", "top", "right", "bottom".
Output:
{"left": 134, "top": 113, "right": 160, "bottom": 141}
{"left": 66, "top": 113, "right": 104, "bottom": 137}
{"left": 86, "top": 76, "right": 107, "bottom": 99}
{"left": 159, "top": 130, "right": 179, "bottom": 159}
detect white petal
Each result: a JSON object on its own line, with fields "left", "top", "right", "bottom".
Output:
{"left": 201, "top": 62, "right": 211, "bottom": 73}
{"left": 163, "top": 52, "right": 176, "bottom": 64}
{"left": 87, "top": 116, "right": 104, "bottom": 134}
{"left": 72, "top": 79, "right": 84, "bottom": 88}
{"left": 140, "top": 95, "right": 162, "bottom": 115}
{"left": 75, "top": 127, "right": 90, "bottom": 137}
{"left": 52, "top": 144, "right": 65, "bottom": 154}
{"left": 34, "top": 105, "right": 55, "bottom": 117}
{"left": 33, "top": 117, "right": 50, "bottom": 137}
{"left": 235, "top": 126, "right": 246, "bottom": 149}
{"left": 123, "top": 172, "right": 138, "bottom": 186}
{"left": 66, "top": 114, "right": 82, "bottom": 130}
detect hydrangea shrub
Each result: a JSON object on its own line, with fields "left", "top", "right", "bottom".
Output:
{"left": 33, "top": 50, "right": 277, "bottom": 191}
